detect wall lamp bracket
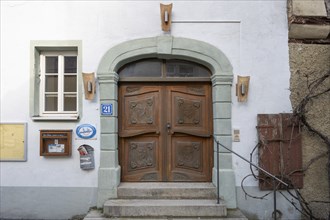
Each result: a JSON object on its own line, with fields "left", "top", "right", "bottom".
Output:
{"left": 82, "top": 72, "right": 96, "bottom": 100}
{"left": 236, "top": 75, "right": 250, "bottom": 102}
{"left": 160, "top": 3, "right": 173, "bottom": 32}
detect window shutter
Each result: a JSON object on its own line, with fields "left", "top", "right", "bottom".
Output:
{"left": 257, "top": 113, "right": 303, "bottom": 190}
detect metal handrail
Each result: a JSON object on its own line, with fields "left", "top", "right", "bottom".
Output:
{"left": 213, "top": 136, "right": 289, "bottom": 220}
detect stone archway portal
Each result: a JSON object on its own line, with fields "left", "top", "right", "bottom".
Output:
{"left": 97, "top": 36, "right": 237, "bottom": 208}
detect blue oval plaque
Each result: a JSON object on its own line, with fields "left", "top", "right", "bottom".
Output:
{"left": 76, "top": 124, "right": 96, "bottom": 139}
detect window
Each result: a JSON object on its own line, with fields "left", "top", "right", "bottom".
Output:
{"left": 30, "top": 41, "right": 82, "bottom": 121}
{"left": 40, "top": 52, "right": 78, "bottom": 115}
{"left": 119, "top": 59, "right": 162, "bottom": 77}
{"left": 166, "top": 60, "right": 211, "bottom": 77}
{"left": 118, "top": 59, "right": 211, "bottom": 81}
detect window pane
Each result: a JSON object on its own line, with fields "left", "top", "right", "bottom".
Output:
{"left": 64, "top": 94, "right": 77, "bottom": 111}
{"left": 64, "top": 56, "right": 77, "bottom": 73}
{"left": 166, "top": 60, "right": 211, "bottom": 77}
{"left": 119, "top": 59, "right": 162, "bottom": 77}
{"left": 64, "top": 76, "right": 77, "bottom": 92}
{"left": 46, "top": 57, "right": 58, "bottom": 73}
{"left": 45, "top": 95, "right": 58, "bottom": 111}
{"left": 45, "top": 76, "right": 58, "bottom": 92}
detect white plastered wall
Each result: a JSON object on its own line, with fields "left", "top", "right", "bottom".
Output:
{"left": 0, "top": 1, "right": 298, "bottom": 219}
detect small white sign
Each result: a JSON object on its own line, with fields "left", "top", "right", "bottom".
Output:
{"left": 48, "top": 144, "right": 65, "bottom": 153}
{"left": 76, "top": 124, "right": 97, "bottom": 139}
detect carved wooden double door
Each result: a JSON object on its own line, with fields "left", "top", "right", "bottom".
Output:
{"left": 119, "top": 83, "right": 213, "bottom": 182}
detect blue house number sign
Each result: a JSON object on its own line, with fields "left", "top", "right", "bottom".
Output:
{"left": 101, "top": 103, "right": 113, "bottom": 116}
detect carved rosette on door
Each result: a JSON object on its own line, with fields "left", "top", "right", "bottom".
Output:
{"left": 129, "top": 98, "right": 154, "bottom": 125}
{"left": 176, "top": 142, "right": 201, "bottom": 168}
{"left": 176, "top": 98, "right": 201, "bottom": 126}
{"left": 119, "top": 84, "right": 213, "bottom": 182}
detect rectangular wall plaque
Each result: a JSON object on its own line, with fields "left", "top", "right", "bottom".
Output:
{"left": 0, "top": 123, "right": 27, "bottom": 161}
{"left": 40, "top": 130, "right": 72, "bottom": 156}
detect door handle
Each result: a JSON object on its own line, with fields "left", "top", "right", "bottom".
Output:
{"left": 166, "top": 122, "right": 171, "bottom": 134}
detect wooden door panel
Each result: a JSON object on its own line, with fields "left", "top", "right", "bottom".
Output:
{"left": 119, "top": 85, "right": 163, "bottom": 182}
{"left": 120, "top": 85, "right": 161, "bottom": 136}
{"left": 168, "top": 85, "right": 211, "bottom": 136}
{"left": 119, "top": 83, "right": 212, "bottom": 182}
{"left": 167, "top": 84, "right": 212, "bottom": 181}
{"left": 169, "top": 135, "right": 212, "bottom": 181}
{"left": 120, "top": 135, "right": 162, "bottom": 181}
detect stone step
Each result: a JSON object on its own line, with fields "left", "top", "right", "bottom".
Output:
{"left": 103, "top": 199, "right": 227, "bottom": 218}
{"left": 84, "top": 209, "right": 248, "bottom": 220}
{"left": 117, "top": 182, "right": 217, "bottom": 199}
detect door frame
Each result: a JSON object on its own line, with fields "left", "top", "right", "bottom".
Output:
{"left": 96, "top": 36, "right": 236, "bottom": 208}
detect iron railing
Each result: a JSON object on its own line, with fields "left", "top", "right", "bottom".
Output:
{"left": 214, "top": 136, "right": 289, "bottom": 220}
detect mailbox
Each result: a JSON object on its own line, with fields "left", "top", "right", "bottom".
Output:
{"left": 77, "top": 145, "right": 95, "bottom": 170}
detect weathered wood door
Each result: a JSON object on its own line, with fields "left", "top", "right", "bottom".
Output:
{"left": 119, "top": 83, "right": 213, "bottom": 182}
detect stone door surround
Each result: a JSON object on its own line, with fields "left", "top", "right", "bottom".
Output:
{"left": 96, "top": 36, "right": 237, "bottom": 208}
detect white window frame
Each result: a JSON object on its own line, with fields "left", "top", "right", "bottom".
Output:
{"left": 30, "top": 40, "right": 82, "bottom": 121}
{"left": 40, "top": 51, "right": 78, "bottom": 117}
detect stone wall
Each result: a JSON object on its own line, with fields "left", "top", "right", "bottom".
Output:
{"left": 288, "top": 0, "right": 330, "bottom": 43}
{"left": 289, "top": 43, "right": 330, "bottom": 219}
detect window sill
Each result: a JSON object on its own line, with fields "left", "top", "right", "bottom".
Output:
{"left": 32, "top": 115, "right": 79, "bottom": 121}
